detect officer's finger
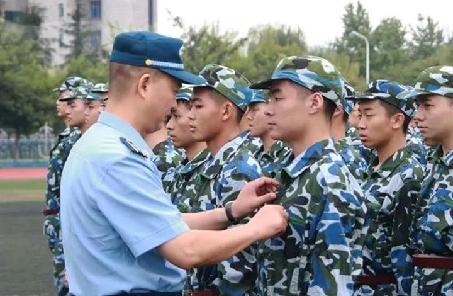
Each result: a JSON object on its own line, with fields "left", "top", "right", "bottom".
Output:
{"left": 257, "top": 192, "right": 277, "bottom": 204}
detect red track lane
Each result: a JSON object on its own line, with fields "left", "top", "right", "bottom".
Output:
{"left": 0, "top": 168, "right": 47, "bottom": 180}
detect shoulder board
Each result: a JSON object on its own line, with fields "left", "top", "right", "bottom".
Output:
{"left": 120, "top": 137, "right": 150, "bottom": 159}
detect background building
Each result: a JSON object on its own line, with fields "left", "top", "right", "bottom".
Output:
{"left": 0, "top": 0, "right": 157, "bottom": 65}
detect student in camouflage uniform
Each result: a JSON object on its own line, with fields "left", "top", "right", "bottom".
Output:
{"left": 349, "top": 80, "right": 423, "bottom": 295}
{"left": 61, "top": 86, "right": 93, "bottom": 134}
{"left": 331, "top": 81, "right": 368, "bottom": 183}
{"left": 251, "top": 55, "right": 367, "bottom": 296}
{"left": 163, "top": 86, "right": 210, "bottom": 211}
{"left": 245, "top": 89, "right": 291, "bottom": 176}
{"left": 238, "top": 92, "right": 264, "bottom": 159}
{"left": 84, "top": 83, "right": 108, "bottom": 128}
{"left": 184, "top": 64, "right": 263, "bottom": 295}
{"left": 43, "top": 77, "right": 92, "bottom": 296}
{"left": 407, "top": 65, "right": 453, "bottom": 296}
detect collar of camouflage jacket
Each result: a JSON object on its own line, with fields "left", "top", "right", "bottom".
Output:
{"left": 260, "top": 140, "right": 290, "bottom": 161}
{"left": 201, "top": 132, "right": 247, "bottom": 179}
{"left": 179, "top": 149, "right": 211, "bottom": 175}
{"left": 283, "top": 138, "right": 335, "bottom": 178}
{"left": 366, "top": 146, "right": 413, "bottom": 178}
{"left": 428, "top": 146, "right": 453, "bottom": 168}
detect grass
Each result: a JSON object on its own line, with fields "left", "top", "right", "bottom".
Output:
{"left": 0, "top": 179, "right": 53, "bottom": 295}
{"left": 0, "top": 179, "right": 46, "bottom": 203}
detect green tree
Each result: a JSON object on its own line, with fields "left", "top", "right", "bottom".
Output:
{"left": 180, "top": 24, "right": 246, "bottom": 74}
{"left": 232, "top": 25, "right": 307, "bottom": 82}
{"left": 0, "top": 21, "right": 53, "bottom": 158}
{"left": 409, "top": 15, "right": 444, "bottom": 59}
{"left": 370, "top": 17, "right": 408, "bottom": 80}
{"left": 335, "top": 1, "right": 371, "bottom": 63}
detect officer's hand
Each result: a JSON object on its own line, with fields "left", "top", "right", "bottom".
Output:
{"left": 247, "top": 205, "right": 288, "bottom": 240}
{"left": 232, "top": 177, "right": 279, "bottom": 219}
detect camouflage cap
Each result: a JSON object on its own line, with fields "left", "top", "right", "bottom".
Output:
{"left": 249, "top": 89, "right": 268, "bottom": 104}
{"left": 250, "top": 55, "right": 345, "bottom": 105}
{"left": 91, "top": 83, "right": 109, "bottom": 93}
{"left": 192, "top": 64, "right": 253, "bottom": 111}
{"left": 86, "top": 91, "right": 104, "bottom": 101}
{"left": 60, "top": 86, "right": 90, "bottom": 101}
{"left": 176, "top": 86, "right": 193, "bottom": 102}
{"left": 340, "top": 80, "right": 355, "bottom": 114}
{"left": 349, "top": 80, "right": 416, "bottom": 118}
{"left": 406, "top": 65, "right": 453, "bottom": 99}
{"left": 53, "top": 76, "right": 94, "bottom": 92}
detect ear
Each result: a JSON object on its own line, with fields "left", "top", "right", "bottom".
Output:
{"left": 221, "top": 102, "right": 235, "bottom": 121}
{"left": 137, "top": 73, "right": 152, "bottom": 100}
{"left": 391, "top": 113, "right": 405, "bottom": 129}
{"left": 307, "top": 92, "right": 324, "bottom": 115}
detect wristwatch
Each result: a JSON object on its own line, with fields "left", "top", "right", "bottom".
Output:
{"left": 225, "top": 201, "right": 238, "bottom": 224}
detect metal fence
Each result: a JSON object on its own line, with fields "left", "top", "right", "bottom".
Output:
{"left": 0, "top": 124, "right": 56, "bottom": 160}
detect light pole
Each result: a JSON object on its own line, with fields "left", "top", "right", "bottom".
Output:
{"left": 351, "top": 30, "right": 370, "bottom": 86}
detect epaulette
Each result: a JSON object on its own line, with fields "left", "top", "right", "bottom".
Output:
{"left": 120, "top": 137, "right": 150, "bottom": 159}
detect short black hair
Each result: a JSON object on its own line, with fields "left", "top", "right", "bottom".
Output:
{"left": 323, "top": 98, "right": 337, "bottom": 121}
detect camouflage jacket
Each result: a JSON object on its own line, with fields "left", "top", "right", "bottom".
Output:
{"left": 237, "top": 130, "right": 263, "bottom": 159}
{"left": 257, "top": 139, "right": 367, "bottom": 296}
{"left": 152, "top": 138, "right": 185, "bottom": 173}
{"left": 346, "top": 127, "right": 376, "bottom": 164}
{"left": 185, "top": 133, "right": 262, "bottom": 295}
{"left": 45, "top": 127, "right": 81, "bottom": 211}
{"left": 162, "top": 149, "right": 211, "bottom": 212}
{"left": 412, "top": 146, "right": 453, "bottom": 295}
{"left": 406, "top": 126, "right": 429, "bottom": 167}
{"left": 359, "top": 146, "right": 423, "bottom": 295}
{"left": 257, "top": 140, "right": 292, "bottom": 177}
{"left": 335, "top": 137, "right": 368, "bottom": 184}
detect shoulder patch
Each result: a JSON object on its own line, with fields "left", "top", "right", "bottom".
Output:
{"left": 120, "top": 137, "right": 150, "bottom": 159}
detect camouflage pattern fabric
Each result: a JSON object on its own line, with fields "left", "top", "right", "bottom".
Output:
{"left": 406, "top": 126, "right": 429, "bottom": 167}
{"left": 412, "top": 146, "right": 453, "bottom": 296}
{"left": 251, "top": 55, "right": 345, "bottom": 106}
{"left": 162, "top": 149, "right": 211, "bottom": 213}
{"left": 152, "top": 138, "right": 185, "bottom": 173}
{"left": 335, "top": 137, "right": 367, "bottom": 183}
{"left": 256, "top": 140, "right": 292, "bottom": 177}
{"left": 357, "top": 146, "right": 423, "bottom": 296}
{"left": 406, "top": 65, "right": 453, "bottom": 99}
{"left": 257, "top": 139, "right": 367, "bottom": 296}
{"left": 237, "top": 130, "right": 263, "bottom": 159}
{"left": 351, "top": 80, "right": 415, "bottom": 118}
{"left": 183, "top": 133, "right": 262, "bottom": 295}
{"left": 43, "top": 127, "right": 81, "bottom": 295}
{"left": 194, "top": 64, "right": 253, "bottom": 112}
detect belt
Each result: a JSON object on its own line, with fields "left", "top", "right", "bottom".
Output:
{"left": 185, "top": 289, "right": 219, "bottom": 296}
{"left": 42, "top": 208, "right": 60, "bottom": 216}
{"left": 413, "top": 254, "right": 453, "bottom": 269}
{"left": 355, "top": 273, "right": 396, "bottom": 286}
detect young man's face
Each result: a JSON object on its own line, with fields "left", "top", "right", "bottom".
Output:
{"left": 267, "top": 80, "right": 311, "bottom": 142}
{"left": 66, "top": 99, "right": 87, "bottom": 128}
{"left": 188, "top": 88, "right": 224, "bottom": 142}
{"left": 415, "top": 94, "right": 453, "bottom": 146}
{"left": 56, "top": 90, "right": 69, "bottom": 118}
{"left": 247, "top": 102, "right": 270, "bottom": 137}
{"left": 84, "top": 100, "right": 104, "bottom": 128}
{"left": 357, "top": 99, "right": 397, "bottom": 149}
{"left": 166, "top": 100, "right": 198, "bottom": 148}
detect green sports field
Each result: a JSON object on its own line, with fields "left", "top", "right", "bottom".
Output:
{"left": 0, "top": 179, "right": 54, "bottom": 296}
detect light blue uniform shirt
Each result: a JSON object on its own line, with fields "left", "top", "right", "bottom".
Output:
{"left": 60, "top": 112, "right": 189, "bottom": 295}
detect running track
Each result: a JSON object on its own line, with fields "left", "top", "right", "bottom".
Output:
{"left": 0, "top": 168, "right": 47, "bottom": 180}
